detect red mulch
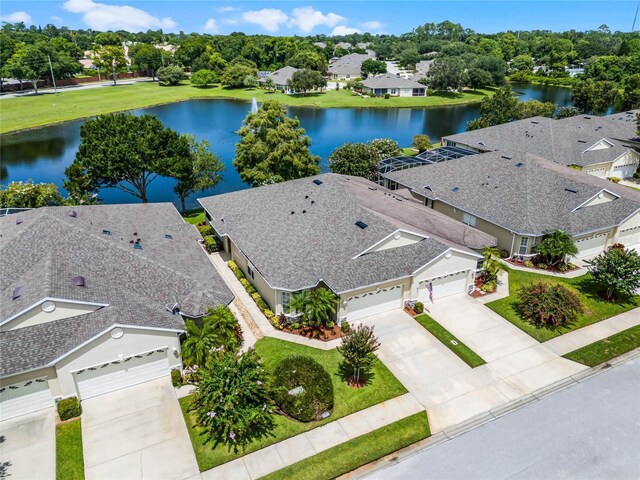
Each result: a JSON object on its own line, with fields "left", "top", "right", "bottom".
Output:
{"left": 346, "top": 376, "right": 366, "bottom": 388}
{"left": 281, "top": 324, "right": 347, "bottom": 341}
{"left": 506, "top": 259, "right": 580, "bottom": 274}
{"left": 404, "top": 307, "right": 418, "bottom": 317}
{"left": 469, "top": 277, "right": 497, "bottom": 298}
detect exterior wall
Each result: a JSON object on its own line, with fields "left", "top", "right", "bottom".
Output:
{"left": 614, "top": 211, "right": 640, "bottom": 245}
{"left": 332, "top": 72, "right": 358, "bottom": 80}
{"left": 412, "top": 250, "right": 478, "bottom": 298}
{"left": 55, "top": 327, "right": 181, "bottom": 398}
{"left": 338, "top": 277, "right": 412, "bottom": 319}
{"left": 0, "top": 367, "right": 61, "bottom": 399}
{"left": 229, "top": 238, "right": 277, "bottom": 311}
{"left": 610, "top": 151, "right": 640, "bottom": 178}
{"left": 582, "top": 162, "right": 611, "bottom": 178}
{"left": 2, "top": 301, "right": 101, "bottom": 332}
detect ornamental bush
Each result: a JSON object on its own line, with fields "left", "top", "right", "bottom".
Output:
{"left": 518, "top": 282, "right": 584, "bottom": 327}
{"left": 272, "top": 355, "right": 333, "bottom": 422}
{"left": 414, "top": 301, "right": 424, "bottom": 314}
{"left": 203, "top": 235, "right": 222, "bottom": 253}
{"left": 197, "top": 224, "right": 214, "bottom": 237}
{"left": 58, "top": 397, "right": 81, "bottom": 421}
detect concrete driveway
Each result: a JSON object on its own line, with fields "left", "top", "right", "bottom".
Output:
{"left": 82, "top": 377, "right": 200, "bottom": 480}
{"left": 0, "top": 408, "right": 55, "bottom": 479}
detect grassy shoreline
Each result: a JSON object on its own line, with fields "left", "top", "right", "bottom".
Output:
{"left": 0, "top": 82, "right": 494, "bottom": 134}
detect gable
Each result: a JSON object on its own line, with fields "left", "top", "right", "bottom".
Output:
{"left": 584, "top": 139, "right": 614, "bottom": 152}
{"left": 573, "top": 189, "right": 620, "bottom": 211}
{"left": 0, "top": 299, "right": 104, "bottom": 333}
{"left": 356, "top": 229, "right": 427, "bottom": 257}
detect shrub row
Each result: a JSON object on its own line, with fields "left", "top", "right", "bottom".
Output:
{"left": 196, "top": 223, "right": 223, "bottom": 253}
{"left": 227, "top": 261, "right": 280, "bottom": 328}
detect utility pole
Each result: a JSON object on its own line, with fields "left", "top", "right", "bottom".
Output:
{"left": 47, "top": 55, "right": 58, "bottom": 94}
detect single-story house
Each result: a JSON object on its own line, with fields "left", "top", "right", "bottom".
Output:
{"left": 382, "top": 151, "right": 640, "bottom": 259}
{"left": 199, "top": 174, "right": 495, "bottom": 323}
{"left": 259, "top": 66, "right": 299, "bottom": 94}
{"left": 328, "top": 53, "right": 372, "bottom": 80}
{"left": 443, "top": 111, "right": 640, "bottom": 179}
{"left": 0, "top": 204, "right": 233, "bottom": 420}
{"left": 335, "top": 42, "right": 352, "bottom": 51}
{"left": 410, "top": 60, "right": 434, "bottom": 82}
{"left": 313, "top": 42, "right": 327, "bottom": 49}
{"left": 362, "top": 74, "right": 427, "bottom": 97}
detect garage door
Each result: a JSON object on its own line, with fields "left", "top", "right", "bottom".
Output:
{"left": 575, "top": 233, "right": 608, "bottom": 258}
{"left": 420, "top": 270, "right": 468, "bottom": 302}
{"left": 73, "top": 349, "right": 169, "bottom": 400}
{"left": 347, "top": 285, "right": 403, "bottom": 321}
{"left": 0, "top": 377, "right": 53, "bottom": 420}
{"left": 618, "top": 225, "right": 640, "bottom": 253}
{"left": 612, "top": 163, "right": 637, "bottom": 179}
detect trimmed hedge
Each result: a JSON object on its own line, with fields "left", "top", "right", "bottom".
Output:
{"left": 58, "top": 397, "right": 81, "bottom": 421}
{"left": 197, "top": 224, "right": 214, "bottom": 237}
{"left": 228, "top": 260, "right": 279, "bottom": 327}
{"left": 171, "top": 369, "right": 182, "bottom": 387}
{"left": 273, "top": 355, "right": 334, "bottom": 422}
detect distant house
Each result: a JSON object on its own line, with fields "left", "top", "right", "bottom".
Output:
{"left": 362, "top": 73, "right": 427, "bottom": 97}
{"left": 410, "top": 60, "right": 434, "bottom": 82}
{"left": 443, "top": 111, "right": 640, "bottom": 179}
{"left": 313, "top": 42, "right": 327, "bottom": 49}
{"left": 356, "top": 42, "right": 371, "bottom": 49}
{"left": 259, "top": 66, "right": 299, "bottom": 93}
{"left": 328, "top": 53, "right": 373, "bottom": 80}
{"left": 335, "top": 42, "right": 352, "bottom": 51}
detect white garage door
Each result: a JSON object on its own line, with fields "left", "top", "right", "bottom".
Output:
{"left": 618, "top": 226, "right": 640, "bottom": 253}
{"left": 575, "top": 233, "right": 608, "bottom": 258}
{"left": 420, "top": 270, "right": 468, "bottom": 302}
{"left": 0, "top": 378, "right": 53, "bottom": 420}
{"left": 347, "top": 285, "right": 403, "bottom": 321}
{"left": 612, "top": 163, "right": 637, "bottom": 179}
{"left": 73, "top": 349, "right": 169, "bottom": 400}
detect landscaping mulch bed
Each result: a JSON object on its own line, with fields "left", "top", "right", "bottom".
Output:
{"left": 404, "top": 307, "right": 418, "bottom": 317}
{"left": 281, "top": 324, "right": 347, "bottom": 341}
{"left": 506, "top": 258, "right": 580, "bottom": 274}
{"left": 469, "top": 277, "right": 497, "bottom": 298}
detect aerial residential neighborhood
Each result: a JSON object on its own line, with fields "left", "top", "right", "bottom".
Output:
{"left": 1, "top": 2, "right": 639, "bottom": 480}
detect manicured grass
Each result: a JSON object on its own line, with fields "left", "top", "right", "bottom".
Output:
{"left": 564, "top": 325, "right": 640, "bottom": 367}
{"left": 0, "top": 81, "right": 495, "bottom": 134}
{"left": 56, "top": 419, "right": 84, "bottom": 480}
{"left": 486, "top": 267, "right": 640, "bottom": 342}
{"left": 183, "top": 208, "right": 205, "bottom": 225}
{"left": 262, "top": 411, "right": 431, "bottom": 480}
{"left": 180, "top": 337, "right": 407, "bottom": 471}
{"left": 402, "top": 147, "right": 417, "bottom": 156}
{"left": 414, "top": 314, "right": 486, "bottom": 367}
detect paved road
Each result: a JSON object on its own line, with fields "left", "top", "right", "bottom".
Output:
{"left": 367, "top": 358, "right": 640, "bottom": 480}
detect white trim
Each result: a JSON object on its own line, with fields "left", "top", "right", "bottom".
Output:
{"left": 582, "top": 138, "right": 615, "bottom": 153}
{"left": 571, "top": 188, "right": 621, "bottom": 212}
{"left": 352, "top": 228, "right": 429, "bottom": 259}
{"left": 70, "top": 346, "right": 169, "bottom": 375}
{"left": 0, "top": 298, "right": 109, "bottom": 327}
{"left": 412, "top": 248, "right": 482, "bottom": 277}
{"left": 419, "top": 268, "right": 469, "bottom": 284}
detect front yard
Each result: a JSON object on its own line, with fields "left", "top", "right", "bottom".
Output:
{"left": 486, "top": 267, "right": 640, "bottom": 342}
{"left": 180, "top": 337, "right": 407, "bottom": 471}
{"left": 564, "top": 325, "right": 640, "bottom": 367}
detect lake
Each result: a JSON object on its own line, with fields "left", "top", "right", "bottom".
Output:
{"left": 0, "top": 83, "right": 575, "bottom": 209}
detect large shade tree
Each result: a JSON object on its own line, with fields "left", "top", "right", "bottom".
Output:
{"left": 585, "top": 247, "right": 640, "bottom": 301}
{"left": 234, "top": 100, "right": 320, "bottom": 186}
{"left": 329, "top": 138, "right": 402, "bottom": 181}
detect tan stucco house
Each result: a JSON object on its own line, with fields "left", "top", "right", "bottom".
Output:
{"left": 0, "top": 204, "right": 233, "bottom": 420}
{"left": 199, "top": 174, "right": 496, "bottom": 324}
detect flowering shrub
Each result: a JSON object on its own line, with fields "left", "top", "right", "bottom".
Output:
{"left": 191, "top": 348, "right": 275, "bottom": 452}
{"left": 518, "top": 282, "right": 584, "bottom": 327}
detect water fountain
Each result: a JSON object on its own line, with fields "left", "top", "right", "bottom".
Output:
{"left": 251, "top": 97, "right": 259, "bottom": 114}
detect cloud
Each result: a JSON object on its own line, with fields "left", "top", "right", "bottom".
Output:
{"left": 288, "top": 6, "right": 345, "bottom": 33}
{"left": 216, "top": 6, "right": 237, "bottom": 13}
{"left": 242, "top": 8, "right": 288, "bottom": 32}
{"left": 63, "top": 0, "right": 176, "bottom": 31}
{"left": 1, "top": 11, "right": 32, "bottom": 23}
{"left": 221, "top": 18, "right": 240, "bottom": 25}
{"left": 51, "top": 15, "right": 64, "bottom": 23}
{"left": 204, "top": 18, "right": 219, "bottom": 33}
{"left": 359, "top": 21, "right": 384, "bottom": 31}
{"left": 331, "top": 25, "right": 361, "bottom": 36}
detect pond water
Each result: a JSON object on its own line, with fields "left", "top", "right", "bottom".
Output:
{"left": 1, "top": 83, "right": 577, "bottom": 209}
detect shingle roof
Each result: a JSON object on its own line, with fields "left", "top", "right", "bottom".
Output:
{"left": 328, "top": 53, "right": 370, "bottom": 75}
{"left": 443, "top": 112, "right": 640, "bottom": 168}
{"left": 0, "top": 203, "right": 234, "bottom": 377}
{"left": 363, "top": 73, "right": 426, "bottom": 90}
{"left": 199, "top": 174, "right": 484, "bottom": 295}
{"left": 263, "top": 66, "right": 298, "bottom": 86}
{"left": 383, "top": 151, "right": 640, "bottom": 236}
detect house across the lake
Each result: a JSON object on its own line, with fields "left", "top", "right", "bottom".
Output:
{"left": 362, "top": 73, "right": 427, "bottom": 97}
{"left": 328, "top": 53, "right": 372, "bottom": 80}
{"left": 259, "top": 66, "right": 299, "bottom": 94}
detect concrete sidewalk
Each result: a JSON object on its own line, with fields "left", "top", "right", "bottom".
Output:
{"left": 201, "top": 393, "right": 423, "bottom": 480}
{"left": 543, "top": 308, "right": 640, "bottom": 356}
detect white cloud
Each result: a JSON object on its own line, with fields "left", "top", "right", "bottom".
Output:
{"left": 221, "top": 18, "right": 240, "bottom": 25}
{"left": 1, "top": 11, "right": 32, "bottom": 24}
{"left": 242, "top": 8, "right": 288, "bottom": 32}
{"left": 63, "top": 0, "right": 176, "bottom": 31}
{"left": 204, "top": 18, "right": 219, "bottom": 33}
{"left": 216, "top": 6, "right": 237, "bottom": 13}
{"left": 359, "top": 21, "right": 383, "bottom": 31}
{"left": 51, "top": 15, "right": 64, "bottom": 23}
{"left": 288, "top": 6, "right": 345, "bottom": 33}
{"left": 331, "top": 25, "right": 361, "bottom": 36}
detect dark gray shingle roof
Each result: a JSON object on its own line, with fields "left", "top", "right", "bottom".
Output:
{"left": 363, "top": 73, "right": 425, "bottom": 89}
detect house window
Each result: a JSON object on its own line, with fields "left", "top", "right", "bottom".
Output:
{"left": 388, "top": 180, "right": 398, "bottom": 191}
{"left": 282, "top": 291, "right": 292, "bottom": 312}
{"left": 412, "top": 88, "right": 425, "bottom": 96}
{"left": 425, "top": 198, "right": 434, "bottom": 208}
{"left": 462, "top": 212, "right": 476, "bottom": 227}
{"left": 519, "top": 237, "right": 529, "bottom": 255}
{"left": 247, "top": 264, "right": 255, "bottom": 280}
{"left": 389, "top": 88, "right": 397, "bottom": 95}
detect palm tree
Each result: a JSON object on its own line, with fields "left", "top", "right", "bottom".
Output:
{"left": 180, "top": 306, "right": 242, "bottom": 367}
{"left": 480, "top": 246, "right": 505, "bottom": 283}
{"left": 263, "top": 77, "right": 275, "bottom": 93}
{"left": 534, "top": 230, "right": 578, "bottom": 266}
{"left": 287, "top": 288, "right": 338, "bottom": 329}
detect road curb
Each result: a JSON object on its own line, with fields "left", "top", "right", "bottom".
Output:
{"left": 346, "top": 349, "right": 639, "bottom": 479}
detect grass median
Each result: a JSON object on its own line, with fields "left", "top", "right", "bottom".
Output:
{"left": 261, "top": 411, "right": 431, "bottom": 480}
{"left": 414, "top": 314, "right": 486, "bottom": 367}
{"left": 56, "top": 419, "right": 84, "bottom": 480}
{"left": 1, "top": 82, "right": 494, "bottom": 134}
{"left": 563, "top": 325, "right": 640, "bottom": 367}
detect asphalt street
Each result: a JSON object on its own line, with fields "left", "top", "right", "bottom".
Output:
{"left": 367, "top": 358, "right": 640, "bottom": 480}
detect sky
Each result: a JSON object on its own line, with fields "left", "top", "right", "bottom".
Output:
{"left": 1, "top": 1, "right": 637, "bottom": 35}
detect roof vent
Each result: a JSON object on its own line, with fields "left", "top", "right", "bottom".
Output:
{"left": 68, "top": 210, "right": 77, "bottom": 217}
{"left": 291, "top": 211, "right": 295, "bottom": 215}
{"left": 478, "top": 141, "right": 486, "bottom": 146}
{"left": 355, "top": 220, "right": 368, "bottom": 229}
{"left": 501, "top": 155, "right": 512, "bottom": 160}
{"left": 313, "top": 179, "right": 323, "bottom": 186}
{"left": 102, "top": 229, "right": 112, "bottom": 235}
{"left": 578, "top": 140, "right": 587, "bottom": 143}
{"left": 15, "top": 217, "right": 23, "bottom": 225}
{"left": 531, "top": 121, "right": 539, "bottom": 124}
{"left": 452, "top": 186, "right": 460, "bottom": 192}
{"left": 302, "top": 210, "right": 307, "bottom": 213}
{"left": 164, "top": 233, "right": 173, "bottom": 239}
{"left": 583, "top": 116, "right": 591, "bottom": 119}
{"left": 424, "top": 185, "right": 432, "bottom": 191}
{"left": 515, "top": 162, "right": 524, "bottom": 167}
{"left": 311, "top": 200, "right": 315, "bottom": 205}
{"left": 73, "top": 276, "right": 85, "bottom": 287}
{"left": 305, "top": 195, "right": 309, "bottom": 199}
{"left": 12, "top": 287, "right": 22, "bottom": 300}
{"left": 133, "top": 243, "right": 143, "bottom": 250}
{"left": 565, "top": 187, "right": 578, "bottom": 194}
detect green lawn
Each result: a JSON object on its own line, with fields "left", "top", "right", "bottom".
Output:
{"left": 183, "top": 208, "right": 205, "bottom": 225}
{"left": 486, "top": 267, "right": 640, "bottom": 342}
{"left": 402, "top": 147, "right": 417, "bottom": 156}
{"left": 180, "top": 337, "right": 407, "bottom": 471}
{"left": 414, "top": 314, "right": 486, "bottom": 367}
{"left": 564, "top": 325, "right": 640, "bottom": 367}
{"left": 0, "top": 82, "right": 494, "bottom": 134}
{"left": 56, "top": 419, "right": 84, "bottom": 480}
{"left": 261, "top": 411, "right": 431, "bottom": 480}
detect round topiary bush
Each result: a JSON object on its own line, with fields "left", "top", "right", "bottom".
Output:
{"left": 272, "top": 355, "right": 333, "bottom": 422}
